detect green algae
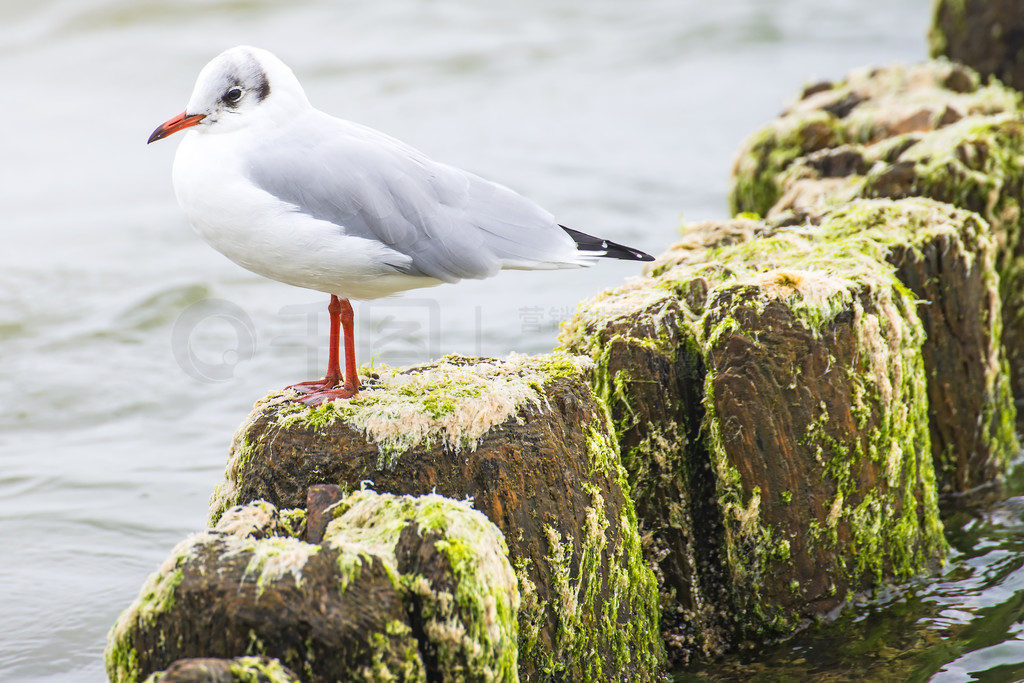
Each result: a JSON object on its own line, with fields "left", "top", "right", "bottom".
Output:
{"left": 361, "top": 620, "right": 425, "bottom": 682}
{"left": 200, "top": 350, "right": 666, "bottom": 678}
{"left": 530, "top": 481, "right": 664, "bottom": 681}
{"left": 208, "top": 353, "right": 592, "bottom": 525}
{"left": 108, "top": 493, "right": 520, "bottom": 683}
{"left": 141, "top": 656, "right": 302, "bottom": 683}
{"left": 274, "top": 353, "right": 586, "bottom": 464}
{"left": 105, "top": 541, "right": 192, "bottom": 683}
{"left": 813, "top": 199, "right": 1018, "bottom": 473}
{"left": 730, "top": 60, "right": 1022, "bottom": 218}
{"left": 669, "top": 199, "right": 1018, "bottom": 490}
{"left": 730, "top": 109, "right": 847, "bottom": 217}
{"left": 927, "top": 0, "right": 967, "bottom": 57}
{"left": 687, "top": 218, "right": 949, "bottom": 597}
{"left": 873, "top": 115, "right": 1024, "bottom": 308}
{"left": 277, "top": 507, "right": 306, "bottom": 538}
{"left": 228, "top": 657, "right": 303, "bottom": 683}
{"left": 324, "top": 490, "right": 520, "bottom": 682}
{"left": 208, "top": 431, "right": 264, "bottom": 527}
{"left": 559, "top": 279, "right": 725, "bottom": 660}
{"left": 574, "top": 429, "right": 663, "bottom": 679}
{"left": 560, "top": 204, "right": 952, "bottom": 651}
{"left": 238, "top": 536, "right": 320, "bottom": 597}
{"left": 106, "top": 502, "right": 326, "bottom": 683}
{"left": 731, "top": 68, "right": 1024, "bottom": 416}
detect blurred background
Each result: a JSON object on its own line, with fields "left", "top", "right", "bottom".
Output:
{"left": 0, "top": 0, "right": 949, "bottom": 680}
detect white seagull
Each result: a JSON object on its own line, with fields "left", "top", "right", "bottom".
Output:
{"left": 149, "top": 46, "right": 653, "bottom": 405}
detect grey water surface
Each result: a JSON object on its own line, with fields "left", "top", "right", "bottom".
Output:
{"left": 5, "top": 1, "right": 1019, "bottom": 681}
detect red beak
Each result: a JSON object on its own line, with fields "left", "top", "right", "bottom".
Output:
{"left": 147, "top": 111, "right": 206, "bottom": 144}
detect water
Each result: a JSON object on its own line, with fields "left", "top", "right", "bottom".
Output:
{"left": 7, "top": 1, "right": 1019, "bottom": 681}
{"left": 680, "top": 462, "right": 1024, "bottom": 682}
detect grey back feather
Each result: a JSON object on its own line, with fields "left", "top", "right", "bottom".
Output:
{"left": 245, "top": 112, "right": 578, "bottom": 283}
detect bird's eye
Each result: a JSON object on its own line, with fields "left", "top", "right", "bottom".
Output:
{"left": 224, "top": 87, "right": 243, "bottom": 104}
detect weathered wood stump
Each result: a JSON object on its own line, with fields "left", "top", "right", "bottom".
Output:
{"left": 809, "top": 200, "right": 1016, "bottom": 492}
{"left": 107, "top": 493, "right": 520, "bottom": 682}
{"left": 203, "top": 354, "right": 664, "bottom": 681}
{"left": 142, "top": 656, "right": 300, "bottom": 683}
{"left": 730, "top": 60, "right": 1020, "bottom": 218}
{"left": 930, "top": 0, "right": 1024, "bottom": 92}
{"left": 560, "top": 205, "right": 952, "bottom": 665}
{"left": 730, "top": 61, "right": 1024, "bottom": 426}
{"left": 662, "top": 199, "right": 1016, "bottom": 495}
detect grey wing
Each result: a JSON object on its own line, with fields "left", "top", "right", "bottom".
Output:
{"left": 245, "top": 116, "right": 583, "bottom": 283}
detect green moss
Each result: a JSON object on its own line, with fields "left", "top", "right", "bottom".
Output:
{"left": 694, "top": 235, "right": 945, "bottom": 629}
{"left": 205, "top": 353, "right": 664, "bottom": 677}
{"left": 208, "top": 431, "right": 264, "bottom": 527}
{"left": 561, "top": 202, "right": 954, "bottom": 649}
{"left": 560, "top": 274, "right": 724, "bottom": 657}
{"left": 277, "top": 508, "right": 306, "bottom": 539}
{"left": 663, "top": 198, "right": 1018, "bottom": 488}
{"left": 325, "top": 490, "right": 520, "bottom": 682}
{"left": 731, "top": 110, "right": 847, "bottom": 216}
{"left": 228, "top": 656, "right": 303, "bottom": 683}
{"left": 732, "top": 60, "right": 1022, "bottom": 218}
{"left": 928, "top": 0, "right": 967, "bottom": 56}
{"left": 523, "top": 424, "right": 664, "bottom": 680}
{"left": 701, "top": 358, "right": 801, "bottom": 635}
{"left": 734, "top": 79, "right": 1024, "bottom": 418}
{"left": 987, "top": 354, "right": 1019, "bottom": 468}
{"left": 799, "top": 305, "right": 946, "bottom": 584}
{"left": 242, "top": 537, "right": 320, "bottom": 596}
{"left": 813, "top": 198, "right": 1019, "bottom": 472}
{"left": 208, "top": 353, "right": 594, "bottom": 524}
{"left": 111, "top": 494, "right": 519, "bottom": 682}
{"left": 879, "top": 116, "right": 1024, "bottom": 315}
{"left": 660, "top": 231, "right": 904, "bottom": 340}
{"left": 107, "top": 623, "right": 144, "bottom": 683}
{"left": 142, "top": 656, "right": 303, "bottom": 683}
{"left": 105, "top": 541, "right": 191, "bottom": 683}
{"left": 269, "top": 353, "right": 587, "bottom": 470}
{"left": 361, "top": 620, "right": 425, "bottom": 682}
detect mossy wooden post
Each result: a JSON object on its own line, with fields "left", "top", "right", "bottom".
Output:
{"left": 930, "top": 0, "right": 1024, "bottom": 92}
{"left": 782, "top": 116, "right": 1024, "bottom": 422}
{"left": 560, "top": 223, "right": 948, "bottom": 665}
{"left": 776, "top": 199, "right": 1017, "bottom": 494}
{"left": 730, "top": 60, "right": 1020, "bottom": 218}
{"left": 206, "top": 354, "right": 665, "bottom": 681}
{"left": 142, "top": 657, "right": 301, "bottom": 683}
{"left": 107, "top": 494, "right": 520, "bottom": 683}
{"left": 730, "top": 61, "right": 1024, "bottom": 429}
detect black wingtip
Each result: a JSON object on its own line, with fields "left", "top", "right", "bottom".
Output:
{"left": 561, "top": 225, "right": 655, "bottom": 262}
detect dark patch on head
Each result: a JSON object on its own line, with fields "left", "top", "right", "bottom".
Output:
{"left": 217, "top": 51, "right": 271, "bottom": 109}
{"left": 255, "top": 65, "right": 271, "bottom": 102}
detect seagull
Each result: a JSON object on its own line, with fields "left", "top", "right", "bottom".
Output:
{"left": 149, "top": 46, "right": 653, "bottom": 405}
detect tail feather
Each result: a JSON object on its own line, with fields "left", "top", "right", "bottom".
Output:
{"left": 561, "top": 225, "right": 654, "bottom": 262}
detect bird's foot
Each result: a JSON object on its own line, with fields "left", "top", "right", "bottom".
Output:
{"left": 294, "top": 383, "right": 359, "bottom": 406}
{"left": 285, "top": 377, "right": 341, "bottom": 396}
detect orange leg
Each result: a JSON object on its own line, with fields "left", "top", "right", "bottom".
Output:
{"left": 338, "top": 298, "right": 360, "bottom": 395}
{"left": 286, "top": 295, "right": 344, "bottom": 394}
{"left": 292, "top": 296, "right": 360, "bottom": 405}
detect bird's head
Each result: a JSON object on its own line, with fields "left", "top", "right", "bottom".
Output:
{"left": 148, "top": 46, "right": 309, "bottom": 144}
